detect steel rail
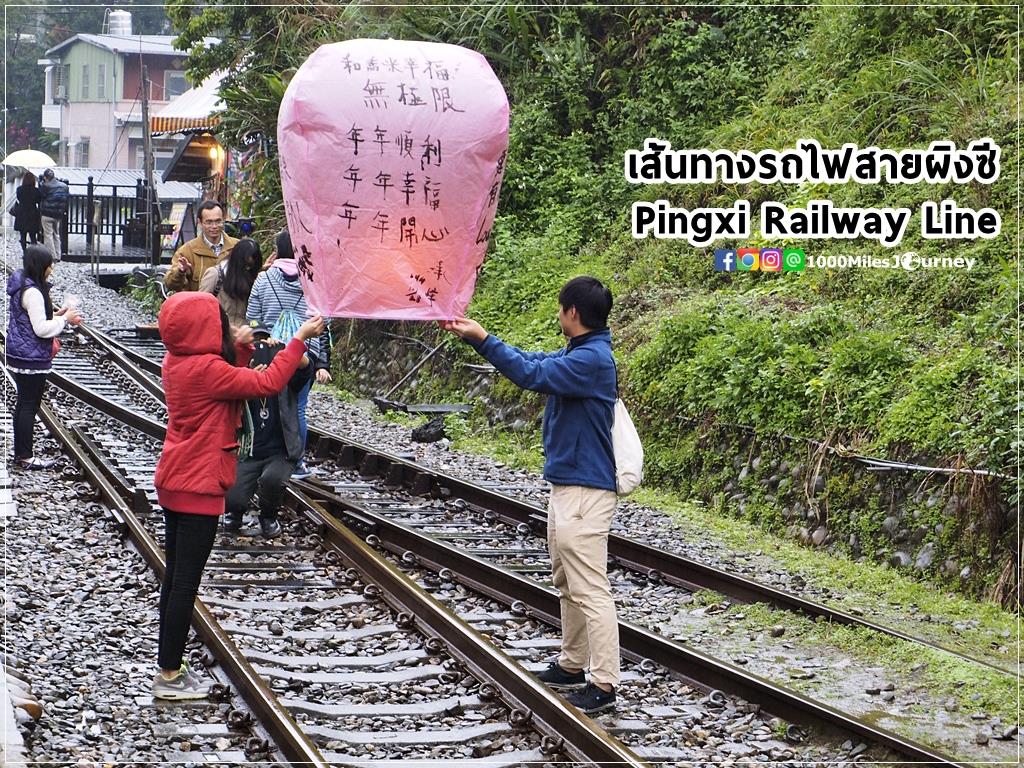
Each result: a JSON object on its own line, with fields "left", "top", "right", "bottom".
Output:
{"left": 285, "top": 487, "right": 651, "bottom": 767}
{"left": 95, "top": 328, "right": 164, "bottom": 377}
{"left": 76, "top": 324, "right": 166, "bottom": 404}
{"left": 296, "top": 478, "right": 968, "bottom": 768}
{"left": 0, "top": 365, "right": 329, "bottom": 768}
{"left": 306, "top": 428, "right": 1013, "bottom": 677}
{"left": 47, "top": 367, "right": 166, "bottom": 439}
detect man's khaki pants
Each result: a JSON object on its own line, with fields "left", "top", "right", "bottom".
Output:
{"left": 41, "top": 216, "right": 61, "bottom": 261}
{"left": 548, "top": 483, "right": 620, "bottom": 687}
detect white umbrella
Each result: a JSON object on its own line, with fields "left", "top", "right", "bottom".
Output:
{"left": 1, "top": 149, "right": 56, "bottom": 170}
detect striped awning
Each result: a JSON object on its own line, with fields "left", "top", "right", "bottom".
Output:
{"left": 150, "top": 114, "right": 221, "bottom": 134}
{"left": 150, "top": 71, "right": 225, "bottom": 135}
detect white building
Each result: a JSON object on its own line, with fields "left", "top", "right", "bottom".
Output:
{"left": 37, "top": 12, "right": 213, "bottom": 171}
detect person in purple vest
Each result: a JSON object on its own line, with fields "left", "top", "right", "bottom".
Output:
{"left": 6, "top": 245, "right": 82, "bottom": 469}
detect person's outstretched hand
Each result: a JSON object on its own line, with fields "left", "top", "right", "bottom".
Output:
{"left": 233, "top": 325, "right": 254, "bottom": 346}
{"left": 297, "top": 315, "right": 325, "bottom": 341}
{"left": 438, "top": 318, "right": 486, "bottom": 343}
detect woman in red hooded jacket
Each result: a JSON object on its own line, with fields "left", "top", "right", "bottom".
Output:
{"left": 152, "top": 291, "right": 323, "bottom": 700}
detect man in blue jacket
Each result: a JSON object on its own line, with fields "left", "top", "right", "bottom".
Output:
{"left": 440, "top": 276, "right": 619, "bottom": 715}
{"left": 38, "top": 169, "right": 69, "bottom": 262}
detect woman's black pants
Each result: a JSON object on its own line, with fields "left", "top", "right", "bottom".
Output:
{"left": 18, "top": 230, "right": 40, "bottom": 252}
{"left": 158, "top": 509, "right": 219, "bottom": 671}
{"left": 12, "top": 372, "right": 47, "bottom": 460}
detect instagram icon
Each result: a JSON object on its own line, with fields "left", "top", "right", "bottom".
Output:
{"left": 760, "top": 248, "right": 782, "bottom": 272}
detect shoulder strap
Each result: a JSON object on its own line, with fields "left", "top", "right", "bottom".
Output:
{"left": 213, "top": 261, "right": 226, "bottom": 296}
{"left": 265, "top": 270, "right": 285, "bottom": 307}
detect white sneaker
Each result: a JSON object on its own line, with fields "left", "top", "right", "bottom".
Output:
{"left": 152, "top": 669, "right": 210, "bottom": 700}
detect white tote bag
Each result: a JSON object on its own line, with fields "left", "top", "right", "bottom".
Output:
{"left": 612, "top": 398, "right": 644, "bottom": 495}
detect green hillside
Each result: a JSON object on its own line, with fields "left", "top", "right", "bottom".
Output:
{"left": 168, "top": 2, "right": 1018, "bottom": 602}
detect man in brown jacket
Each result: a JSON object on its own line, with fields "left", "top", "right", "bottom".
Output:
{"left": 164, "top": 200, "right": 239, "bottom": 293}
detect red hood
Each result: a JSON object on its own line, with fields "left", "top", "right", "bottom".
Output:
{"left": 159, "top": 292, "right": 223, "bottom": 356}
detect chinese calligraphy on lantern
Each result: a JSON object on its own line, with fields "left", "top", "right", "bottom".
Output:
{"left": 279, "top": 38, "right": 509, "bottom": 319}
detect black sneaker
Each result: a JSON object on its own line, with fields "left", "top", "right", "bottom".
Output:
{"left": 259, "top": 517, "right": 282, "bottom": 539}
{"left": 537, "top": 662, "right": 586, "bottom": 690}
{"left": 566, "top": 683, "right": 616, "bottom": 715}
{"left": 223, "top": 511, "right": 242, "bottom": 532}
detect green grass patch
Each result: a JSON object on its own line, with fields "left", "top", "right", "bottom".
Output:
{"left": 726, "top": 602, "right": 1017, "bottom": 725}
{"left": 446, "top": 412, "right": 545, "bottom": 475}
{"left": 634, "top": 486, "right": 1016, "bottom": 660}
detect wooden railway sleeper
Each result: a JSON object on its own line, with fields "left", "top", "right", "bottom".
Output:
{"left": 412, "top": 472, "right": 433, "bottom": 496}
{"left": 385, "top": 462, "right": 405, "bottom": 486}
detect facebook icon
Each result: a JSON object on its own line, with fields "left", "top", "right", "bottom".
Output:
{"left": 714, "top": 249, "right": 737, "bottom": 271}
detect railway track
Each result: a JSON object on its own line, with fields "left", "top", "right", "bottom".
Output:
{"left": 95, "top": 323, "right": 1014, "bottom": 673}
{"left": 8, "top": 320, "right": 992, "bottom": 765}
{"left": 4, "top": 328, "right": 653, "bottom": 766}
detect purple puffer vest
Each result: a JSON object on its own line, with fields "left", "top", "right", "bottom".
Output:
{"left": 6, "top": 272, "right": 53, "bottom": 371}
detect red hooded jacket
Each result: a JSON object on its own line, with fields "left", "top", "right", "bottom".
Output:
{"left": 154, "top": 292, "right": 307, "bottom": 515}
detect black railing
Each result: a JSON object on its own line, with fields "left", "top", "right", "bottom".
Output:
{"left": 65, "top": 177, "right": 147, "bottom": 250}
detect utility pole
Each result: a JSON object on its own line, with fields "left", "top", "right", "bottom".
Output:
{"left": 140, "top": 64, "right": 158, "bottom": 266}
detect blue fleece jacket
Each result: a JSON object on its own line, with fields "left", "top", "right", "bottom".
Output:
{"left": 469, "top": 328, "right": 616, "bottom": 491}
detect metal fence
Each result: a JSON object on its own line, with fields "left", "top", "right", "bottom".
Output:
{"left": 65, "top": 176, "right": 149, "bottom": 250}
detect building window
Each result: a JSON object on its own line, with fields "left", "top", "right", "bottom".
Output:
{"left": 53, "top": 64, "right": 70, "bottom": 101}
{"left": 97, "top": 63, "right": 106, "bottom": 99}
{"left": 154, "top": 150, "right": 175, "bottom": 171}
{"left": 81, "top": 63, "right": 89, "bottom": 99}
{"left": 76, "top": 138, "right": 90, "bottom": 167}
{"left": 164, "top": 71, "right": 187, "bottom": 100}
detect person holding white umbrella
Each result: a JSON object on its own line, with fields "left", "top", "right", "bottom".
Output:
{"left": 12, "top": 172, "right": 42, "bottom": 253}
{"left": 2, "top": 149, "right": 58, "bottom": 257}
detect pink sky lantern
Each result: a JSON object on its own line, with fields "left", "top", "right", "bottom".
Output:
{"left": 277, "top": 39, "right": 510, "bottom": 319}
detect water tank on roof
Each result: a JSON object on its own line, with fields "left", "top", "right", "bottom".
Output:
{"left": 108, "top": 10, "right": 132, "bottom": 36}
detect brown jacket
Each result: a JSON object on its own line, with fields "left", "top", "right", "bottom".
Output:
{"left": 164, "top": 234, "right": 239, "bottom": 293}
